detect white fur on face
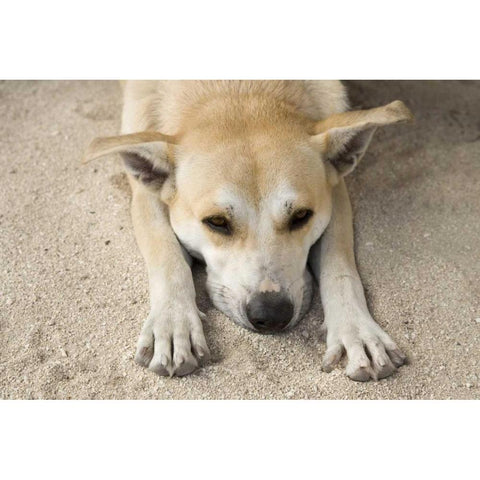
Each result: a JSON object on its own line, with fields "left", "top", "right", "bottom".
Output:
{"left": 170, "top": 181, "right": 332, "bottom": 330}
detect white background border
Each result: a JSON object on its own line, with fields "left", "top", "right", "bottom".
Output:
{"left": 1, "top": 1, "right": 478, "bottom": 478}
{"left": 1, "top": 401, "right": 478, "bottom": 479}
{"left": 1, "top": 0, "right": 479, "bottom": 78}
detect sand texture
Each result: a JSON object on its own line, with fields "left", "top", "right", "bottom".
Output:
{"left": 1, "top": 80, "right": 479, "bottom": 399}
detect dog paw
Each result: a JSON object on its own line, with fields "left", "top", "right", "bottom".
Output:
{"left": 321, "top": 312, "right": 406, "bottom": 382}
{"left": 134, "top": 305, "right": 210, "bottom": 377}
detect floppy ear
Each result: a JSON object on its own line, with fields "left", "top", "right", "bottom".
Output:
{"left": 311, "top": 100, "right": 414, "bottom": 176}
{"left": 83, "top": 131, "right": 177, "bottom": 189}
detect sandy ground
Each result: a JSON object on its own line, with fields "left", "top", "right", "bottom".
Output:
{"left": 1, "top": 80, "right": 479, "bottom": 400}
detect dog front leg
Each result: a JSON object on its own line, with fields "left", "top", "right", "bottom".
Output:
{"left": 130, "top": 184, "right": 210, "bottom": 377}
{"left": 309, "top": 178, "right": 406, "bottom": 381}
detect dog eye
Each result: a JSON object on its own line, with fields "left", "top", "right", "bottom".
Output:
{"left": 289, "top": 209, "right": 313, "bottom": 231}
{"left": 203, "top": 216, "right": 231, "bottom": 235}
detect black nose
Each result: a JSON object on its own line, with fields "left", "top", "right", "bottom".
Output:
{"left": 246, "top": 292, "right": 294, "bottom": 332}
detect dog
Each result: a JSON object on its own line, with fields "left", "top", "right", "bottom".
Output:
{"left": 84, "top": 81, "right": 413, "bottom": 381}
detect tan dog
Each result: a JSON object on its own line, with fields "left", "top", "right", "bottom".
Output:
{"left": 84, "top": 81, "right": 413, "bottom": 381}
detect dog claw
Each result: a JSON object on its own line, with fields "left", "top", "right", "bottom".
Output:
{"left": 174, "top": 353, "right": 185, "bottom": 366}
{"left": 377, "top": 357, "right": 386, "bottom": 367}
{"left": 160, "top": 354, "right": 169, "bottom": 367}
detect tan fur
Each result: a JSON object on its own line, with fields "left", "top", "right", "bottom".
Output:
{"left": 85, "top": 81, "right": 412, "bottom": 380}
{"left": 312, "top": 99, "right": 414, "bottom": 134}
{"left": 83, "top": 131, "right": 177, "bottom": 164}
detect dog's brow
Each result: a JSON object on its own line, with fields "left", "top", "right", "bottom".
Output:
{"left": 209, "top": 203, "right": 235, "bottom": 217}
{"left": 266, "top": 185, "right": 301, "bottom": 218}
{"left": 284, "top": 200, "right": 294, "bottom": 215}
{"left": 214, "top": 188, "right": 253, "bottom": 220}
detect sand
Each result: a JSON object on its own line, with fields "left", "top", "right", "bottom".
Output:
{"left": 1, "top": 80, "right": 479, "bottom": 399}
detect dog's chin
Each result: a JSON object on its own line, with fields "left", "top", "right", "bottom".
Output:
{"left": 283, "top": 269, "right": 314, "bottom": 331}
{"left": 207, "top": 269, "right": 314, "bottom": 333}
{"left": 297, "top": 268, "right": 314, "bottom": 319}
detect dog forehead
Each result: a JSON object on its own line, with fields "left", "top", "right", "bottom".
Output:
{"left": 174, "top": 133, "right": 325, "bottom": 211}
{"left": 220, "top": 181, "right": 298, "bottom": 206}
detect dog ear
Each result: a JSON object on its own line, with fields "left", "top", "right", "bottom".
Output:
{"left": 311, "top": 100, "right": 414, "bottom": 176}
{"left": 83, "top": 131, "right": 177, "bottom": 190}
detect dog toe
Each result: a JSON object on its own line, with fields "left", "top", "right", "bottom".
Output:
{"left": 135, "top": 330, "right": 155, "bottom": 367}
{"left": 322, "top": 343, "right": 344, "bottom": 373}
{"left": 173, "top": 356, "right": 198, "bottom": 376}
{"left": 190, "top": 328, "right": 211, "bottom": 364}
{"left": 366, "top": 339, "right": 397, "bottom": 379}
{"left": 346, "top": 364, "right": 376, "bottom": 382}
{"left": 386, "top": 346, "right": 407, "bottom": 368}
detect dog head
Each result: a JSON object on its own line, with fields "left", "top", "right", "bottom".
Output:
{"left": 85, "top": 99, "right": 413, "bottom": 333}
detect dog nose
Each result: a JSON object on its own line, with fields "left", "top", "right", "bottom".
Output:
{"left": 246, "top": 292, "right": 294, "bottom": 332}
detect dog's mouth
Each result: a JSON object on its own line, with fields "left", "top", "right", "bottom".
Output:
{"left": 206, "top": 269, "right": 314, "bottom": 334}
